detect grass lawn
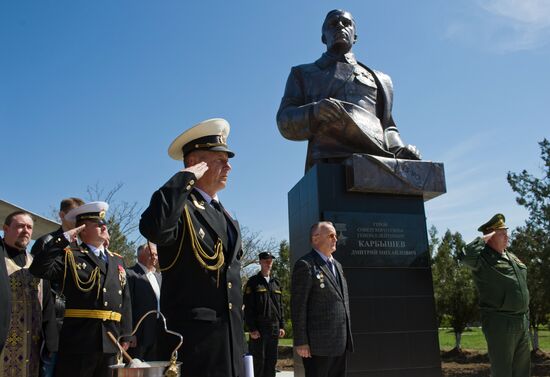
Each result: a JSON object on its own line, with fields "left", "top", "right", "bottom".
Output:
{"left": 439, "top": 328, "right": 550, "bottom": 351}
{"left": 251, "top": 329, "right": 550, "bottom": 352}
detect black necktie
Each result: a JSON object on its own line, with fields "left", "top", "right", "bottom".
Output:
{"left": 212, "top": 200, "right": 236, "bottom": 253}
{"left": 211, "top": 199, "right": 224, "bottom": 214}
{"left": 327, "top": 259, "right": 340, "bottom": 285}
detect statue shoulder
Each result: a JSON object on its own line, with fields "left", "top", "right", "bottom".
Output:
{"left": 292, "top": 62, "right": 322, "bottom": 75}
{"left": 360, "top": 64, "right": 393, "bottom": 88}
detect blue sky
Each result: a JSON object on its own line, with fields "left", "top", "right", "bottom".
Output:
{"left": 1, "top": 0, "right": 549, "bottom": 245}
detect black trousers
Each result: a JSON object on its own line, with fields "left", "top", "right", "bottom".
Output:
{"left": 54, "top": 351, "right": 116, "bottom": 377}
{"left": 302, "top": 353, "right": 347, "bottom": 377}
{"left": 249, "top": 325, "right": 279, "bottom": 377}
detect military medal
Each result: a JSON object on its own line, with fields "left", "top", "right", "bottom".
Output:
{"left": 118, "top": 265, "right": 126, "bottom": 288}
{"left": 315, "top": 270, "right": 325, "bottom": 288}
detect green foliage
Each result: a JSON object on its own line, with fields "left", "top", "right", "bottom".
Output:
{"left": 507, "top": 138, "right": 550, "bottom": 232}
{"left": 272, "top": 240, "right": 292, "bottom": 338}
{"left": 106, "top": 215, "right": 137, "bottom": 266}
{"left": 432, "top": 230, "right": 479, "bottom": 348}
{"left": 507, "top": 139, "right": 550, "bottom": 349}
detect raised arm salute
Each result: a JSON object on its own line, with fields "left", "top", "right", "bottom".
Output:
{"left": 140, "top": 118, "right": 244, "bottom": 377}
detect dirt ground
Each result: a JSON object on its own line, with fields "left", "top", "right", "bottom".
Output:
{"left": 276, "top": 347, "right": 550, "bottom": 376}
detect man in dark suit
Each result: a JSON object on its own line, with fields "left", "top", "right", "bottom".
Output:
{"left": 30, "top": 202, "right": 132, "bottom": 377}
{"left": 127, "top": 242, "right": 162, "bottom": 361}
{"left": 140, "top": 118, "right": 244, "bottom": 377}
{"left": 277, "top": 9, "right": 420, "bottom": 171}
{"left": 291, "top": 221, "right": 353, "bottom": 377}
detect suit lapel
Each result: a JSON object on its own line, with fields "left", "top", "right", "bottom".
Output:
{"left": 311, "top": 251, "right": 343, "bottom": 299}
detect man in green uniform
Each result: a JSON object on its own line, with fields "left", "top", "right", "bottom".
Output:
{"left": 458, "top": 213, "right": 530, "bottom": 377}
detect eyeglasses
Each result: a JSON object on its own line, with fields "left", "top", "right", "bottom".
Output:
{"left": 314, "top": 233, "right": 337, "bottom": 240}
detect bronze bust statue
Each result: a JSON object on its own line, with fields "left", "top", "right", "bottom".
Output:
{"left": 277, "top": 9, "right": 421, "bottom": 171}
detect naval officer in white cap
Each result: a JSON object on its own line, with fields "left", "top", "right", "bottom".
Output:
{"left": 30, "top": 201, "right": 132, "bottom": 377}
{"left": 140, "top": 118, "right": 244, "bottom": 377}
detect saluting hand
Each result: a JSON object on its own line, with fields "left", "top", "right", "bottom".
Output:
{"left": 64, "top": 224, "right": 86, "bottom": 243}
{"left": 482, "top": 231, "right": 496, "bottom": 243}
{"left": 182, "top": 161, "right": 209, "bottom": 181}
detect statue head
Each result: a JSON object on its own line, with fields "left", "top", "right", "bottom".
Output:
{"left": 322, "top": 9, "right": 357, "bottom": 54}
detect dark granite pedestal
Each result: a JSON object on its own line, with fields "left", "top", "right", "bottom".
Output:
{"left": 288, "top": 156, "right": 445, "bottom": 377}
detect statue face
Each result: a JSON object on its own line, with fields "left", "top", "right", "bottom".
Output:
{"left": 322, "top": 10, "right": 356, "bottom": 53}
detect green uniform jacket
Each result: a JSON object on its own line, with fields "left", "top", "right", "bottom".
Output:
{"left": 458, "top": 237, "right": 529, "bottom": 317}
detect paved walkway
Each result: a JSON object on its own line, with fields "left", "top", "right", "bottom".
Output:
{"left": 277, "top": 371, "right": 294, "bottom": 376}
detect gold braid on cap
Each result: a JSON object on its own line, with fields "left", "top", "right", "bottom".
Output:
{"left": 62, "top": 246, "right": 102, "bottom": 299}
{"left": 159, "top": 205, "right": 225, "bottom": 287}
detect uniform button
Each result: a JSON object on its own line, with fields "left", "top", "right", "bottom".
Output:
{"left": 103, "top": 288, "right": 107, "bottom": 292}
{"left": 186, "top": 185, "right": 191, "bottom": 190}
{"left": 228, "top": 303, "right": 233, "bottom": 310}
{"left": 104, "top": 301, "right": 108, "bottom": 306}
{"left": 119, "top": 304, "right": 122, "bottom": 308}
{"left": 227, "top": 282, "right": 232, "bottom": 289}
{"left": 118, "top": 290, "right": 122, "bottom": 295}
{"left": 189, "top": 179, "right": 195, "bottom": 185}
{"left": 26, "top": 330, "right": 30, "bottom": 334}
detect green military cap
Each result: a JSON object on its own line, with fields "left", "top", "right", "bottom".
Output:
{"left": 477, "top": 213, "right": 508, "bottom": 234}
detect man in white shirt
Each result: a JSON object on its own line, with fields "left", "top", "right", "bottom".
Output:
{"left": 127, "top": 242, "right": 162, "bottom": 361}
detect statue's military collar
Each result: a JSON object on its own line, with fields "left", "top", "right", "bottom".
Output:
{"left": 315, "top": 52, "right": 358, "bottom": 69}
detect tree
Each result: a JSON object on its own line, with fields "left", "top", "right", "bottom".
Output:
{"left": 86, "top": 183, "right": 141, "bottom": 266}
{"left": 507, "top": 138, "right": 550, "bottom": 351}
{"left": 507, "top": 139, "right": 550, "bottom": 231}
{"left": 432, "top": 230, "right": 478, "bottom": 350}
{"left": 239, "top": 226, "right": 278, "bottom": 283}
{"left": 428, "top": 225, "right": 444, "bottom": 327}
{"left": 272, "top": 240, "right": 291, "bottom": 337}
{"left": 428, "top": 225, "right": 440, "bottom": 259}
{"left": 508, "top": 226, "right": 550, "bottom": 350}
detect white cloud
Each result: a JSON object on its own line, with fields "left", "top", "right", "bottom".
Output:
{"left": 445, "top": 0, "right": 550, "bottom": 52}
{"left": 480, "top": 0, "right": 550, "bottom": 26}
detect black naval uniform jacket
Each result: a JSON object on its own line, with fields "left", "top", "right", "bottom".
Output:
{"left": 29, "top": 237, "right": 132, "bottom": 355}
{"left": 31, "top": 227, "right": 67, "bottom": 333}
{"left": 244, "top": 272, "right": 284, "bottom": 332}
{"left": 139, "top": 171, "right": 244, "bottom": 377}
{"left": 291, "top": 250, "right": 353, "bottom": 357}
